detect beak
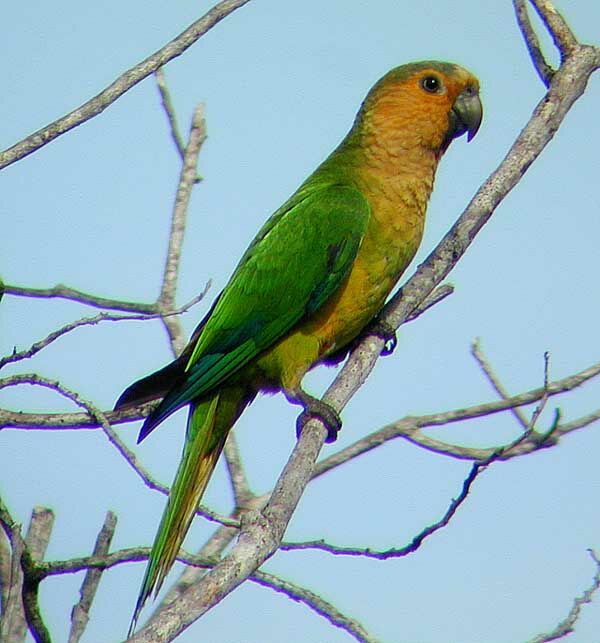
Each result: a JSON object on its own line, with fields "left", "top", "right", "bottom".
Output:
{"left": 443, "top": 87, "right": 483, "bottom": 149}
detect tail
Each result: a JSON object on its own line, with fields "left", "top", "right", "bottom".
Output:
{"left": 128, "top": 385, "right": 253, "bottom": 635}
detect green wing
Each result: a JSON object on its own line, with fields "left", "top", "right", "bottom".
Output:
{"left": 140, "top": 183, "right": 370, "bottom": 438}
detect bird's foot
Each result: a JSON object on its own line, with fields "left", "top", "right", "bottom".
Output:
{"left": 369, "top": 319, "right": 398, "bottom": 356}
{"left": 295, "top": 391, "right": 342, "bottom": 443}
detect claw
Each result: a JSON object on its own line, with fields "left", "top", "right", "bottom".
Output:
{"left": 370, "top": 320, "right": 397, "bottom": 356}
{"left": 294, "top": 391, "right": 342, "bottom": 443}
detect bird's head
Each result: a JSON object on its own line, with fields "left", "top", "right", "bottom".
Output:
{"left": 359, "top": 61, "right": 482, "bottom": 157}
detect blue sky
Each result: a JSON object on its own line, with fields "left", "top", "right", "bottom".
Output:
{"left": 2, "top": 1, "right": 600, "bottom": 641}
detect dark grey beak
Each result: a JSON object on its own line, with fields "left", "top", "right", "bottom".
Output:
{"left": 443, "top": 86, "right": 483, "bottom": 150}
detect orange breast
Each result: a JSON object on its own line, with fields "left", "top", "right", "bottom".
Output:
{"left": 251, "top": 175, "right": 430, "bottom": 394}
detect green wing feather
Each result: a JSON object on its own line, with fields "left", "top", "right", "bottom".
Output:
{"left": 139, "top": 184, "right": 370, "bottom": 439}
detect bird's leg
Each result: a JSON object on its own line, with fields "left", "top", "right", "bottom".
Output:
{"left": 369, "top": 319, "right": 397, "bottom": 356}
{"left": 292, "top": 389, "right": 342, "bottom": 443}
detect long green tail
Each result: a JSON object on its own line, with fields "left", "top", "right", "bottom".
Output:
{"left": 129, "top": 386, "right": 251, "bottom": 635}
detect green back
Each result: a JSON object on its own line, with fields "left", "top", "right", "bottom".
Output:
{"left": 142, "top": 181, "right": 370, "bottom": 434}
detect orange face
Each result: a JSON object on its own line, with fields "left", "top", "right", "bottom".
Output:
{"left": 362, "top": 62, "right": 482, "bottom": 155}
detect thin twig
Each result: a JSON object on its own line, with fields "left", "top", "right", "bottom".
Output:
{"left": 313, "top": 355, "right": 600, "bottom": 478}
{"left": 39, "top": 546, "right": 209, "bottom": 578}
{"left": 287, "top": 418, "right": 562, "bottom": 560}
{"left": 0, "top": 374, "right": 237, "bottom": 528}
{"left": 159, "top": 104, "right": 207, "bottom": 354}
{"left": 5, "top": 343, "right": 600, "bottom": 434}
{"left": 526, "top": 549, "right": 600, "bottom": 643}
{"left": 73, "top": 391, "right": 239, "bottom": 529}
{"left": 471, "top": 338, "right": 529, "bottom": 429}
{"left": 405, "top": 283, "right": 454, "bottom": 322}
{"left": 1, "top": 284, "right": 209, "bottom": 315}
{"left": 155, "top": 69, "right": 186, "bottom": 159}
{"left": 0, "top": 0, "right": 251, "bottom": 170}
{"left": 283, "top": 459, "right": 488, "bottom": 559}
{"left": 250, "top": 571, "right": 380, "bottom": 643}
{"left": 2, "top": 284, "right": 158, "bottom": 313}
{"left": 513, "top": 0, "right": 555, "bottom": 85}
{"left": 223, "top": 433, "right": 254, "bottom": 507}
{"left": 0, "top": 292, "right": 208, "bottom": 370}
{"left": 36, "top": 544, "right": 373, "bottom": 643}
{"left": 525, "top": 351, "right": 551, "bottom": 432}
{"left": 68, "top": 512, "right": 117, "bottom": 643}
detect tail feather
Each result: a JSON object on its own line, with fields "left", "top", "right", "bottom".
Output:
{"left": 128, "top": 386, "right": 252, "bottom": 635}
{"left": 114, "top": 356, "right": 187, "bottom": 411}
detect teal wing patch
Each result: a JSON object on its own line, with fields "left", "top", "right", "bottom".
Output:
{"left": 139, "top": 184, "right": 370, "bottom": 439}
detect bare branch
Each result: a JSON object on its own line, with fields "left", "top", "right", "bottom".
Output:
{"left": 288, "top": 421, "right": 561, "bottom": 560}
{"left": 0, "top": 374, "right": 237, "bottom": 528}
{"left": 251, "top": 571, "right": 379, "bottom": 643}
{"left": 0, "top": 528, "right": 11, "bottom": 613}
{"left": 314, "top": 354, "right": 600, "bottom": 479}
{"left": 514, "top": 0, "right": 555, "bottom": 85}
{"left": 69, "top": 391, "right": 239, "bottom": 529}
{"left": 0, "top": 0, "right": 251, "bottom": 170}
{"left": 24, "top": 508, "right": 54, "bottom": 565}
{"left": 405, "top": 283, "right": 454, "bottom": 322}
{"left": 1, "top": 283, "right": 209, "bottom": 315}
{"left": 0, "top": 502, "right": 27, "bottom": 643}
{"left": 0, "top": 403, "right": 147, "bottom": 431}
{"left": 37, "top": 541, "right": 377, "bottom": 643}
{"left": 68, "top": 512, "right": 117, "bottom": 643}
{"left": 529, "top": 0, "right": 578, "bottom": 59}
{"left": 283, "top": 459, "right": 488, "bottom": 560}
{"left": 525, "top": 351, "right": 552, "bottom": 432}
{"left": 223, "top": 433, "right": 255, "bottom": 508}
{"left": 2, "top": 283, "right": 158, "bottom": 313}
{"left": 41, "top": 548, "right": 206, "bottom": 580}
{"left": 526, "top": 549, "right": 600, "bottom": 643}
{"left": 159, "top": 104, "right": 208, "bottom": 355}
{"left": 471, "top": 339, "right": 529, "bottom": 429}
{"left": 0, "top": 294, "right": 207, "bottom": 370}
{"left": 0, "top": 501, "right": 51, "bottom": 643}
{"left": 3, "top": 348, "right": 600, "bottom": 479}
{"left": 155, "top": 69, "right": 186, "bottom": 160}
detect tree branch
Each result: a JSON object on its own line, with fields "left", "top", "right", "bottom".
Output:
{"left": 0, "top": 501, "right": 52, "bottom": 643}
{"left": 529, "top": 0, "right": 578, "bottom": 59}
{"left": 68, "top": 512, "right": 117, "bottom": 643}
{"left": 0, "top": 294, "right": 207, "bottom": 371}
{"left": 1, "top": 284, "right": 209, "bottom": 315}
{"left": 159, "top": 104, "right": 207, "bottom": 354}
{"left": 514, "top": 0, "right": 555, "bottom": 85}
{"left": 314, "top": 353, "right": 600, "bottom": 478}
{"left": 250, "top": 571, "right": 379, "bottom": 643}
{"left": 154, "top": 70, "right": 187, "bottom": 161}
{"left": 526, "top": 549, "right": 600, "bottom": 643}
{"left": 285, "top": 416, "right": 561, "bottom": 560}
{"left": 0, "top": 0, "right": 251, "bottom": 171}
{"left": 471, "top": 338, "right": 530, "bottom": 429}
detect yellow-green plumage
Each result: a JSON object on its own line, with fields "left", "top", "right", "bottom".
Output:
{"left": 116, "top": 60, "right": 482, "bottom": 632}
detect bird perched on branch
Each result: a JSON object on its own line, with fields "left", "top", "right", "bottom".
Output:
{"left": 115, "top": 60, "right": 482, "bottom": 632}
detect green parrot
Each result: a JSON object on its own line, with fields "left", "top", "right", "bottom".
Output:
{"left": 115, "top": 60, "right": 482, "bottom": 632}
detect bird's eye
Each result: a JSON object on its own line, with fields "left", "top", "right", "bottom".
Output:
{"left": 421, "top": 75, "right": 442, "bottom": 93}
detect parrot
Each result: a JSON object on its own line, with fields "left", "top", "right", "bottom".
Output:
{"left": 115, "top": 60, "right": 482, "bottom": 632}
